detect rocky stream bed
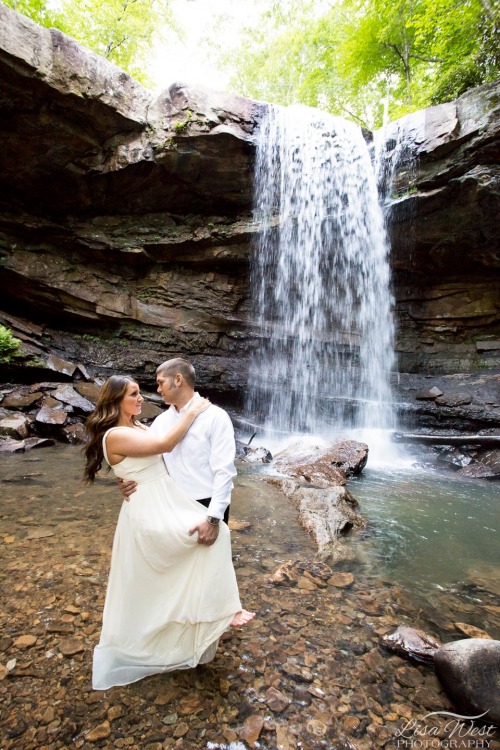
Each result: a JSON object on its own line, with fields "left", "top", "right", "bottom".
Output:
{"left": 1, "top": 445, "right": 499, "bottom": 750}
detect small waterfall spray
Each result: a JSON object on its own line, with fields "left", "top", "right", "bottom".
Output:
{"left": 247, "top": 104, "right": 395, "bottom": 436}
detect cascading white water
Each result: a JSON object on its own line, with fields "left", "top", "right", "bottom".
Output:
{"left": 247, "top": 104, "right": 395, "bottom": 435}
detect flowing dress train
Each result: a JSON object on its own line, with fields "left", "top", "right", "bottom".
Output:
{"left": 92, "top": 427, "right": 242, "bottom": 690}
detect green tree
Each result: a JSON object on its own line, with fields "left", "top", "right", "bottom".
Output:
{"left": 0, "top": 325, "right": 22, "bottom": 362}
{"left": 3, "top": 0, "right": 176, "bottom": 87}
{"left": 219, "top": 0, "right": 499, "bottom": 128}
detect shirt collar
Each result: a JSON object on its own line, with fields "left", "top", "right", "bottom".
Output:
{"left": 177, "top": 392, "right": 199, "bottom": 414}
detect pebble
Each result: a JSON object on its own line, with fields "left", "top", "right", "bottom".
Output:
{"left": 58, "top": 637, "right": 85, "bottom": 656}
{"left": 238, "top": 714, "right": 264, "bottom": 746}
{"left": 328, "top": 572, "right": 354, "bottom": 587}
{"left": 13, "top": 634, "right": 37, "bottom": 648}
{"left": 86, "top": 720, "right": 111, "bottom": 742}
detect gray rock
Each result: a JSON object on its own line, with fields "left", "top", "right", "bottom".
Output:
{"left": 382, "top": 626, "right": 442, "bottom": 663}
{"left": 434, "top": 638, "right": 500, "bottom": 726}
{"left": 436, "top": 393, "right": 473, "bottom": 407}
{"left": 35, "top": 406, "right": 68, "bottom": 426}
{"left": 270, "top": 477, "right": 365, "bottom": 556}
{"left": 457, "top": 462, "right": 499, "bottom": 479}
{"left": 238, "top": 446, "right": 273, "bottom": 464}
{"left": 46, "top": 354, "right": 78, "bottom": 378}
{"left": 0, "top": 413, "right": 30, "bottom": 439}
{"left": 52, "top": 385, "right": 94, "bottom": 412}
{"left": 63, "top": 423, "right": 87, "bottom": 444}
{"left": 1, "top": 391, "right": 43, "bottom": 410}
{"left": 415, "top": 386, "right": 443, "bottom": 400}
{"left": 0, "top": 438, "right": 26, "bottom": 452}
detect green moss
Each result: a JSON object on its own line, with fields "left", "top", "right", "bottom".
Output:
{"left": 174, "top": 109, "right": 193, "bottom": 134}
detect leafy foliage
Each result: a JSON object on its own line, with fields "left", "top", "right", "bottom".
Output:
{"left": 0, "top": 325, "right": 22, "bottom": 362}
{"left": 3, "top": 0, "right": 176, "bottom": 87}
{"left": 218, "top": 0, "right": 499, "bottom": 127}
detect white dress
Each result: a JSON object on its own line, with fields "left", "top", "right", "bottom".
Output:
{"left": 92, "top": 427, "right": 242, "bottom": 690}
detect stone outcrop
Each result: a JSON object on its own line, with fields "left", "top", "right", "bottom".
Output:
{"left": 0, "top": 4, "right": 498, "bottom": 426}
{"left": 267, "top": 440, "right": 367, "bottom": 561}
{"left": 377, "top": 83, "right": 500, "bottom": 375}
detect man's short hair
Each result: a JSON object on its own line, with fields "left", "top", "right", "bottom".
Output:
{"left": 157, "top": 358, "right": 196, "bottom": 388}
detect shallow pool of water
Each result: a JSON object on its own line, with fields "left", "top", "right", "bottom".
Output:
{"left": 350, "top": 463, "right": 499, "bottom": 599}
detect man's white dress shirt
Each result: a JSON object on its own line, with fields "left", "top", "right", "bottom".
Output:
{"left": 149, "top": 395, "right": 237, "bottom": 520}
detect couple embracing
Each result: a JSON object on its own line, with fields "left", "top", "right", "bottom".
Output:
{"left": 84, "top": 357, "right": 254, "bottom": 691}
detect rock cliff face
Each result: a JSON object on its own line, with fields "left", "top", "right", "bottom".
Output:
{"left": 377, "top": 86, "right": 500, "bottom": 375}
{"left": 0, "top": 5, "right": 498, "bottom": 417}
{"left": 0, "top": 4, "right": 262, "bottom": 397}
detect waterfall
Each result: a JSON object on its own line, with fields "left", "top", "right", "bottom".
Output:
{"left": 247, "top": 104, "right": 395, "bottom": 436}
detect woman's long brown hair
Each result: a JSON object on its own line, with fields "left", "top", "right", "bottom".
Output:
{"left": 83, "top": 375, "right": 139, "bottom": 483}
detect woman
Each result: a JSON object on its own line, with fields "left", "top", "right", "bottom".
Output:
{"left": 84, "top": 375, "right": 254, "bottom": 690}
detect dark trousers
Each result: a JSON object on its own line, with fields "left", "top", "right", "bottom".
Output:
{"left": 196, "top": 497, "right": 230, "bottom": 524}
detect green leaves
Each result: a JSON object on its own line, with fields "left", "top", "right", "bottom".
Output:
{"left": 3, "top": 0, "right": 176, "bottom": 87}
{"left": 0, "top": 325, "right": 22, "bottom": 362}
{"left": 220, "top": 0, "right": 499, "bottom": 127}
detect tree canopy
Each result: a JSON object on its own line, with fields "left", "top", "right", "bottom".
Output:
{"left": 3, "top": 0, "right": 176, "bottom": 86}
{"left": 218, "top": 0, "right": 499, "bottom": 128}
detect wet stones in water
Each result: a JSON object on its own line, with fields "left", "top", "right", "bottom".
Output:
{"left": 268, "top": 560, "right": 336, "bottom": 589}
{"left": 237, "top": 445, "right": 273, "bottom": 464}
{"left": 381, "top": 626, "right": 442, "bottom": 664}
{"left": 454, "top": 622, "right": 493, "bottom": 639}
{"left": 434, "top": 638, "right": 500, "bottom": 726}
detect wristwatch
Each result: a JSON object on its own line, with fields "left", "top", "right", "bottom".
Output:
{"left": 207, "top": 516, "right": 220, "bottom": 526}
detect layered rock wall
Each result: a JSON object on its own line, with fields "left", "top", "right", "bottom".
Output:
{"left": 378, "top": 85, "right": 500, "bottom": 374}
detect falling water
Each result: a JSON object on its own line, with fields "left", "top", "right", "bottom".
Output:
{"left": 247, "top": 104, "right": 395, "bottom": 435}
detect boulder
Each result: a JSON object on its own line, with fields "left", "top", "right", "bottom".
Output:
{"left": 237, "top": 445, "right": 273, "bottom": 464}
{"left": 0, "top": 412, "right": 30, "bottom": 439}
{"left": 433, "top": 638, "right": 500, "bottom": 726}
{"left": 269, "top": 477, "right": 365, "bottom": 559}
{"left": 273, "top": 440, "right": 368, "bottom": 488}
{"left": 0, "top": 438, "right": 26, "bottom": 452}
{"left": 52, "top": 384, "right": 94, "bottom": 412}
{"left": 73, "top": 382, "right": 101, "bottom": 404}
{"left": 1, "top": 390, "right": 43, "bottom": 410}
{"left": 35, "top": 406, "right": 68, "bottom": 426}
{"left": 63, "top": 423, "right": 87, "bottom": 444}
{"left": 381, "top": 626, "right": 442, "bottom": 663}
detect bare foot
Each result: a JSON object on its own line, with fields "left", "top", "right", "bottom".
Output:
{"left": 230, "top": 609, "right": 256, "bottom": 628}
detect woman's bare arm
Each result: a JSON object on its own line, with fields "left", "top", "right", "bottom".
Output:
{"left": 106, "top": 397, "right": 209, "bottom": 464}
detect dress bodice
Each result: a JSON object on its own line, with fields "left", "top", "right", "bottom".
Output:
{"left": 103, "top": 427, "right": 167, "bottom": 484}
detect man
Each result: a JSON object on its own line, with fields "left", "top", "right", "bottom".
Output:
{"left": 119, "top": 357, "right": 237, "bottom": 547}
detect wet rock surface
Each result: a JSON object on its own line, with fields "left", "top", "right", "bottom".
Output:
{"left": 273, "top": 440, "right": 369, "bottom": 487}
{"left": 381, "top": 626, "right": 442, "bottom": 664}
{"left": 434, "top": 639, "right": 500, "bottom": 726}
{"left": 1, "top": 446, "right": 499, "bottom": 749}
